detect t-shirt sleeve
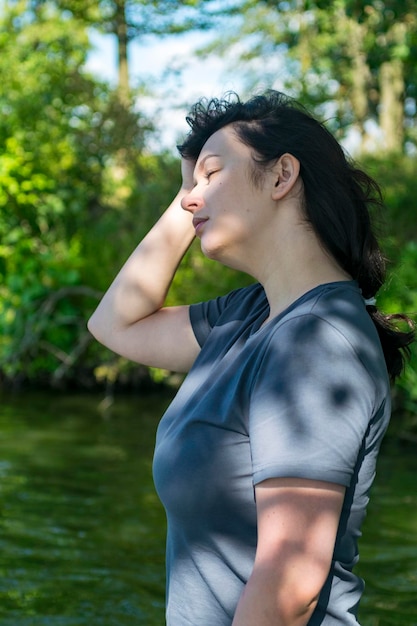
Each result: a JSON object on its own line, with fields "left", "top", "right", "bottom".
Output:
{"left": 189, "top": 284, "right": 261, "bottom": 347}
{"left": 189, "top": 293, "right": 230, "bottom": 347}
{"left": 249, "top": 314, "right": 376, "bottom": 487}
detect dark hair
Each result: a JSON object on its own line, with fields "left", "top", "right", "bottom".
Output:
{"left": 178, "top": 90, "right": 414, "bottom": 381}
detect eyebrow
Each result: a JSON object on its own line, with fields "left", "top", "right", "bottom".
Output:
{"left": 196, "top": 153, "right": 221, "bottom": 171}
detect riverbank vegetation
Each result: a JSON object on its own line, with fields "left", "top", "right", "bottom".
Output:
{"left": 1, "top": 1, "right": 416, "bottom": 436}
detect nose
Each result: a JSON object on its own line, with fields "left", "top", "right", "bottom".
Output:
{"left": 181, "top": 188, "right": 204, "bottom": 213}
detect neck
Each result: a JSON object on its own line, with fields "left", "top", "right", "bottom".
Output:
{"left": 256, "top": 224, "right": 351, "bottom": 322}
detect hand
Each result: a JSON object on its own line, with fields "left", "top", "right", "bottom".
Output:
{"left": 181, "top": 157, "right": 196, "bottom": 193}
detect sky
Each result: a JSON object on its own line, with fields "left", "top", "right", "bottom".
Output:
{"left": 85, "top": 29, "right": 246, "bottom": 151}
{"left": 84, "top": 27, "right": 365, "bottom": 155}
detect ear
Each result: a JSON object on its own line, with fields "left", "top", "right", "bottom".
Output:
{"left": 271, "top": 153, "right": 301, "bottom": 200}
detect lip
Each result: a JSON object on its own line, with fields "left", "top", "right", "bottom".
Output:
{"left": 192, "top": 217, "right": 208, "bottom": 235}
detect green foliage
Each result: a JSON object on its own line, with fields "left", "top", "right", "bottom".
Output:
{"left": 0, "top": 0, "right": 416, "bottom": 441}
{"left": 0, "top": 0, "right": 152, "bottom": 386}
{"left": 0, "top": 0, "right": 247, "bottom": 387}
{"left": 361, "top": 154, "right": 417, "bottom": 245}
{"left": 376, "top": 240, "right": 417, "bottom": 430}
{"left": 200, "top": 0, "right": 417, "bottom": 152}
{"left": 54, "top": 0, "right": 221, "bottom": 35}
{"left": 360, "top": 154, "right": 417, "bottom": 430}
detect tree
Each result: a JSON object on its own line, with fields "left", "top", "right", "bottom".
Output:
{"left": 35, "top": 0, "right": 222, "bottom": 101}
{"left": 0, "top": 0, "right": 151, "bottom": 385}
{"left": 2, "top": 0, "right": 415, "bottom": 401}
{"left": 204, "top": 0, "right": 417, "bottom": 153}
{"left": 0, "top": 0, "right": 244, "bottom": 388}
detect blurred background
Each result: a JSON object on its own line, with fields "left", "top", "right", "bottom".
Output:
{"left": 0, "top": 1, "right": 416, "bottom": 624}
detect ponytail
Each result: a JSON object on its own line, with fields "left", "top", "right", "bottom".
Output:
{"left": 335, "top": 164, "right": 415, "bottom": 382}
{"left": 365, "top": 306, "right": 414, "bottom": 381}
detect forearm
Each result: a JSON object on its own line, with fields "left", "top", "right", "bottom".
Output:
{"left": 88, "top": 188, "right": 195, "bottom": 336}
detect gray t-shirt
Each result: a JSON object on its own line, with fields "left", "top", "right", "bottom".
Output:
{"left": 153, "top": 281, "right": 391, "bottom": 625}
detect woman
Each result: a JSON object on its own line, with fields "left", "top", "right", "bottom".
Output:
{"left": 88, "top": 91, "right": 414, "bottom": 625}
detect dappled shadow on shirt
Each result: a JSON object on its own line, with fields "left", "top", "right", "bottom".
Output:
{"left": 153, "top": 283, "right": 390, "bottom": 625}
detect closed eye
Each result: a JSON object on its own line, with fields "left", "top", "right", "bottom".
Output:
{"left": 205, "top": 169, "right": 219, "bottom": 181}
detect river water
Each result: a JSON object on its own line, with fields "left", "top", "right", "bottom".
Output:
{"left": 0, "top": 391, "right": 416, "bottom": 625}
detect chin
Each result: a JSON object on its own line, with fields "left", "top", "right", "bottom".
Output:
{"left": 200, "top": 237, "right": 224, "bottom": 262}
{"left": 201, "top": 241, "right": 246, "bottom": 273}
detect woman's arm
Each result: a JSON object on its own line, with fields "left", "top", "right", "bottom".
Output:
{"left": 232, "top": 477, "right": 345, "bottom": 626}
{"left": 87, "top": 160, "right": 201, "bottom": 372}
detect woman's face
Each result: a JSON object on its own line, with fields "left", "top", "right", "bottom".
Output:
{"left": 181, "top": 125, "right": 278, "bottom": 273}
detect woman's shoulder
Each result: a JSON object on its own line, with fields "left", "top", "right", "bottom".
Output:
{"left": 192, "top": 281, "right": 266, "bottom": 320}
{"left": 189, "top": 282, "right": 266, "bottom": 347}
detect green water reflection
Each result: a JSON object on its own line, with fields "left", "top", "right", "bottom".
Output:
{"left": 0, "top": 392, "right": 170, "bottom": 625}
{"left": 0, "top": 392, "right": 416, "bottom": 625}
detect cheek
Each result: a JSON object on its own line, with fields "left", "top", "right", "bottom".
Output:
{"left": 214, "top": 213, "right": 252, "bottom": 241}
